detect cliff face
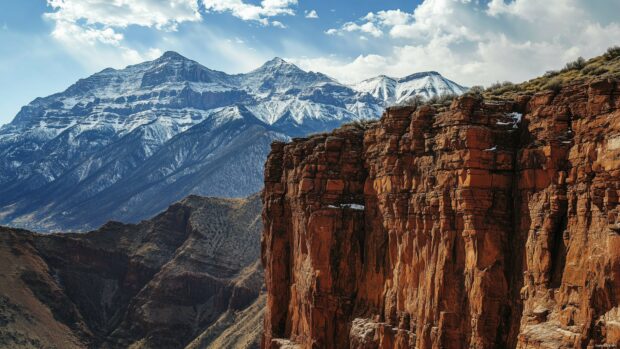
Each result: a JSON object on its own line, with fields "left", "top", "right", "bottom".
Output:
{"left": 261, "top": 77, "right": 620, "bottom": 349}
{"left": 0, "top": 195, "right": 264, "bottom": 349}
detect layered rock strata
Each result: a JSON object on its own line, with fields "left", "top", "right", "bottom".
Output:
{"left": 261, "top": 77, "right": 620, "bottom": 348}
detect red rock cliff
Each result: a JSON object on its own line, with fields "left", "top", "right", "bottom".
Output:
{"left": 261, "top": 77, "right": 620, "bottom": 349}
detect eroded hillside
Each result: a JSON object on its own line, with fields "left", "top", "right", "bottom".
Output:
{"left": 0, "top": 194, "right": 263, "bottom": 349}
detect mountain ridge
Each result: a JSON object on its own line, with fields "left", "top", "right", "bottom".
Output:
{"left": 0, "top": 51, "right": 466, "bottom": 231}
{"left": 352, "top": 70, "right": 467, "bottom": 105}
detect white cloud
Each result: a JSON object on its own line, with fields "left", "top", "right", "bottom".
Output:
{"left": 364, "top": 10, "right": 413, "bottom": 26}
{"left": 272, "top": 21, "right": 287, "bottom": 28}
{"left": 46, "top": 0, "right": 201, "bottom": 30}
{"left": 48, "top": 18, "right": 163, "bottom": 69}
{"left": 44, "top": 0, "right": 201, "bottom": 69}
{"left": 325, "top": 28, "right": 339, "bottom": 35}
{"left": 305, "top": 10, "right": 319, "bottom": 19}
{"left": 317, "top": 0, "right": 620, "bottom": 86}
{"left": 340, "top": 21, "right": 383, "bottom": 37}
{"left": 202, "top": 0, "right": 297, "bottom": 26}
{"left": 50, "top": 20, "right": 123, "bottom": 46}
{"left": 327, "top": 9, "right": 412, "bottom": 38}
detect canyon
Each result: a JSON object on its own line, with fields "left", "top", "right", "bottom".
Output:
{"left": 0, "top": 194, "right": 263, "bottom": 349}
{"left": 261, "top": 76, "right": 620, "bottom": 348}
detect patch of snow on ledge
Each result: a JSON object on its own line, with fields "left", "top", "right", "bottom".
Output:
{"left": 497, "top": 112, "right": 523, "bottom": 129}
{"left": 342, "top": 203, "right": 364, "bottom": 210}
{"left": 327, "top": 203, "right": 365, "bottom": 210}
{"left": 510, "top": 112, "right": 523, "bottom": 123}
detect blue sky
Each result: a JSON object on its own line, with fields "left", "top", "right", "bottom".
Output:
{"left": 1, "top": 0, "right": 619, "bottom": 125}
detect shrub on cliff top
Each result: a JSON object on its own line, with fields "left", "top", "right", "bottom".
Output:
{"left": 543, "top": 77, "right": 563, "bottom": 93}
{"left": 591, "top": 67, "right": 610, "bottom": 76}
{"left": 464, "top": 85, "right": 484, "bottom": 98}
{"left": 398, "top": 93, "right": 457, "bottom": 109}
{"left": 563, "top": 57, "right": 586, "bottom": 71}
{"left": 342, "top": 119, "right": 377, "bottom": 131}
{"left": 427, "top": 93, "right": 458, "bottom": 107}
{"left": 604, "top": 46, "right": 620, "bottom": 60}
{"left": 487, "top": 81, "right": 517, "bottom": 95}
{"left": 544, "top": 70, "right": 560, "bottom": 78}
{"left": 399, "top": 94, "right": 424, "bottom": 107}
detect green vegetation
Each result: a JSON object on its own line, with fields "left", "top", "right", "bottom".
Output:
{"left": 483, "top": 46, "right": 620, "bottom": 99}
{"left": 604, "top": 46, "right": 620, "bottom": 60}
{"left": 426, "top": 93, "right": 458, "bottom": 107}
{"left": 398, "top": 93, "right": 458, "bottom": 108}
{"left": 398, "top": 94, "right": 424, "bottom": 107}
{"left": 485, "top": 81, "right": 518, "bottom": 95}
{"left": 341, "top": 119, "right": 378, "bottom": 131}
{"left": 463, "top": 85, "right": 485, "bottom": 98}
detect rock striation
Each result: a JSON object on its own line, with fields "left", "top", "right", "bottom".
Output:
{"left": 0, "top": 194, "right": 264, "bottom": 349}
{"left": 261, "top": 77, "right": 620, "bottom": 348}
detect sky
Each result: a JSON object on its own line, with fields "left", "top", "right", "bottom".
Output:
{"left": 1, "top": 0, "right": 619, "bottom": 125}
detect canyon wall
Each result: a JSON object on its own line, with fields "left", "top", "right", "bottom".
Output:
{"left": 0, "top": 195, "right": 264, "bottom": 349}
{"left": 261, "top": 77, "right": 620, "bottom": 348}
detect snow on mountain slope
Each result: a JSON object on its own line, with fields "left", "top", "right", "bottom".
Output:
{"left": 237, "top": 57, "right": 333, "bottom": 95}
{"left": 352, "top": 71, "right": 468, "bottom": 105}
{"left": 352, "top": 75, "right": 397, "bottom": 103}
{"left": 0, "top": 51, "right": 465, "bottom": 231}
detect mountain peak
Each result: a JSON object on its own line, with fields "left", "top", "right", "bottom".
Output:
{"left": 256, "top": 57, "right": 300, "bottom": 72}
{"left": 159, "top": 51, "right": 188, "bottom": 61}
{"left": 398, "top": 71, "right": 441, "bottom": 82}
{"left": 266, "top": 57, "right": 288, "bottom": 65}
{"left": 353, "top": 70, "right": 467, "bottom": 105}
{"left": 362, "top": 74, "right": 395, "bottom": 82}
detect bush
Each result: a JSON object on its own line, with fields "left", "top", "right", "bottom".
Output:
{"left": 486, "top": 81, "right": 518, "bottom": 95}
{"left": 464, "top": 85, "right": 484, "bottom": 97}
{"left": 591, "top": 67, "right": 609, "bottom": 76}
{"left": 400, "top": 93, "right": 461, "bottom": 108}
{"left": 543, "top": 70, "right": 559, "bottom": 78}
{"left": 582, "top": 63, "right": 599, "bottom": 75}
{"left": 425, "top": 95, "right": 438, "bottom": 104}
{"left": 427, "top": 93, "right": 457, "bottom": 106}
{"left": 543, "top": 77, "right": 563, "bottom": 93}
{"left": 343, "top": 119, "right": 377, "bottom": 130}
{"left": 604, "top": 46, "right": 620, "bottom": 60}
{"left": 487, "top": 81, "right": 503, "bottom": 90}
{"left": 564, "top": 56, "right": 586, "bottom": 71}
{"left": 399, "top": 94, "right": 424, "bottom": 107}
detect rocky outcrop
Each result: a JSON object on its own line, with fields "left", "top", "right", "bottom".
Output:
{"left": 261, "top": 77, "right": 620, "bottom": 348}
{"left": 0, "top": 194, "right": 264, "bottom": 349}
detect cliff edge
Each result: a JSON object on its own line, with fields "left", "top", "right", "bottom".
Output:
{"left": 261, "top": 76, "right": 620, "bottom": 348}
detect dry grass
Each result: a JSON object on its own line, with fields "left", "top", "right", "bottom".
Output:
{"left": 340, "top": 119, "right": 379, "bottom": 131}
{"left": 398, "top": 93, "right": 459, "bottom": 111}
{"left": 483, "top": 46, "right": 620, "bottom": 100}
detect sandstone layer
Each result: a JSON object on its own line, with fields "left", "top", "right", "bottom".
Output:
{"left": 0, "top": 194, "right": 263, "bottom": 349}
{"left": 262, "top": 77, "right": 620, "bottom": 348}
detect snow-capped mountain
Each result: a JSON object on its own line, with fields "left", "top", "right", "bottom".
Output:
{"left": 353, "top": 71, "right": 468, "bottom": 105}
{"left": 0, "top": 51, "right": 465, "bottom": 231}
